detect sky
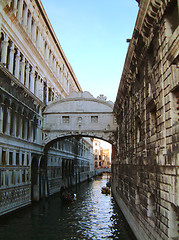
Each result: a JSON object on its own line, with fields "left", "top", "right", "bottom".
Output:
{"left": 41, "top": 0, "right": 139, "bottom": 103}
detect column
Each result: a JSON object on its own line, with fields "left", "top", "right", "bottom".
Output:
{"left": 6, "top": 150, "right": 9, "bottom": 165}
{"left": 36, "top": 118, "right": 40, "bottom": 144}
{"left": 0, "top": 103, "right": 4, "bottom": 133}
{"left": 14, "top": 49, "right": 20, "bottom": 79}
{"left": 13, "top": 150, "right": 16, "bottom": 166}
{"left": 19, "top": 112, "right": 23, "bottom": 139}
{"left": 35, "top": 74, "right": 39, "bottom": 98}
{"left": 17, "top": 0, "right": 23, "bottom": 23}
{"left": 13, "top": 109, "right": 17, "bottom": 137}
{"left": 30, "top": 67, "right": 35, "bottom": 93}
{"left": 38, "top": 77, "right": 43, "bottom": 101}
{"left": 28, "top": 118, "right": 32, "bottom": 142}
{"left": 34, "top": 73, "right": 37, "bottom": 96}
{"left": 24, "top": 116, "right": 28, "bottom": 140}
{"left": 0, "top": 147, "right": 2, "bottom": 165}
{"left": 10, "top": 105, "right": 14, "bottom": 135}
{"left": 8, "top": 42, "right": 15, "bottom": 74}
{"left": 20, "top": 55, "right": 25, "bottom": 84}
{"left": 13, "top": 0, "right": 18, "bottom": 17}
{"left": 30, "top": 118, "right": 34, "bottom": 142}
{"left": 1, "top": 35, "right": 9, "bottom": 67}
{"left": 6, "top": 106, "right": 11, "bottom": 135}
{"left": 46, "top": 85, "right": 49, "bottom": 103}
{"left": 25, "top": 62, "right": 29, "bottom": 88}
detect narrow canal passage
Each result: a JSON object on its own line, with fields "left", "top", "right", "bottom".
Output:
{"left": 0, "top": 175, "right": 136, "bottom": 240}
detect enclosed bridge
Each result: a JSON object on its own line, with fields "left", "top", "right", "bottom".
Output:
{"left": 43, "top": 91, "right": 117, "bottom": 146}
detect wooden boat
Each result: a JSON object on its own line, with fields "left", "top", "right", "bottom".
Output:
{"left": 101, "top": 186, "right": 110, "bottom": 194}
{"left": 60, "top": 186, "right": 77, "bottom": 202}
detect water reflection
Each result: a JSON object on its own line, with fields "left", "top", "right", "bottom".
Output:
{"left": 0, "top": 174, "right": 136, "bottom": 240}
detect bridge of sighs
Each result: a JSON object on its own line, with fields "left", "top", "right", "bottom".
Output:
{"left": 43, "top": 91, "right": 117, "bottom": 147}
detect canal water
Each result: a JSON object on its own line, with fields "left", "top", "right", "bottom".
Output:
{"left": 0, "top": 174, "right": 136, "bottom": 240}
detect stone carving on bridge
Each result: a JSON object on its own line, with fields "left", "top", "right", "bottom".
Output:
{"left": 43, "top": 91, "right": 117, "bottom": 145}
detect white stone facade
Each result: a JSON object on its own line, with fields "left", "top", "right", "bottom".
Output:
{"left": 0, "top": 0, "right": 94, "bottom": 216}
{"left": 43, "top": 91, "right": 117, "bottom": 144}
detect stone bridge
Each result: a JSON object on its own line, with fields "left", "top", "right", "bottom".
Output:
{"left": 43, "top": 91, "right": 117, "bottom": 146}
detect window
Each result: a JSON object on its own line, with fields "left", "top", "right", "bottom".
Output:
{"left": 91, "top": 116, "right": 98, "bottom": 123}
{"left": 147, "top": 193, "right": 155, "bottom": 218}
{"left": 62, "top": 116, "right": 69, "bottom": 123}
{"left": 2, "top": 151, "right": 6, "bottom": 165}
{"left": 22, "top": 170, "right": 25, "bottom": 183}
{"left": 150, "top": 107, "right": 157, "bottom": 135}
{"left": 9, "top": 152, "right": 13, "bottom": 165}
{"left": 22, "top": 154, "right": 25, "bottom": 166}
{"left": 113, "top": 117, "right": 117, "bottom": 124}
{"left": 171, "top": 87, "right": 179, "bottom": 124}
{"left": 16, "top": 153, "right": 19, "bottom": 165}
{"left": 78, "top": 117, "right": 82, "bottom": 123}
{"left": 27, "top": 154, "right": 29, "bottom": 166}
{"left": 166, "top": 1, "right": 178, "bottom": 34}
{"left": 136, "top": 117, "right": 141, "bottom": 143}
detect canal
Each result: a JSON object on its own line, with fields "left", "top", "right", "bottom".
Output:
{"left": 0, "top": 174, "right": 136, "bottom": 240}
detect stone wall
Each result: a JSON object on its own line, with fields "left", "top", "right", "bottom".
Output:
{"left": 112, "top": 0, "right": 178, "bottom": 239}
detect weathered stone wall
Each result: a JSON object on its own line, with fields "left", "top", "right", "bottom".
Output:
{"left": 112, "top": 0, "right": 178, "bottom": 239}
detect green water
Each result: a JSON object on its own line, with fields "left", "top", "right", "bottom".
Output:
{"left": 0, "top": 175, "right": 136, "bottom": 240}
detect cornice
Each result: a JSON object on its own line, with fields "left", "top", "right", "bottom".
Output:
{"left": 0, "top": 63, "right": 45, "bottom": 108}
{"left": 35, "top": 0, "right": 82, "bottom": 92}
{"left": 114, "top": 0, "right": 170, "bottom": 110}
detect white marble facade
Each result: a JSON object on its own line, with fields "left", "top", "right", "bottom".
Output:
{"left": 0, "top": 0, "right": 94, "bottom": 216}
{"left": 43, "top": 91, "right": 117, "bottom": 144}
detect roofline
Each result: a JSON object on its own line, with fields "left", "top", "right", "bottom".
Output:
{"left": 35, "top": 0, "right": 82, "bottom": 92}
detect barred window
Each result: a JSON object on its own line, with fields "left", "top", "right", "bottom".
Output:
{"left": 62, "top": 116, "right": 69, "bottom": 123}
{"left": 91, "top": 116, "right": 98, "bottom": 123}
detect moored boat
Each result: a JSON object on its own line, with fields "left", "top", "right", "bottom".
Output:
{"left": 101, "top": 186, "right": 110, "bottom": 194}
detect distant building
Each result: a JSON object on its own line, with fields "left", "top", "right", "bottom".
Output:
{"left": 103, "top": 149, "right": 111, "bottom": 168}
{"left": 93, "top": 139, "right": 111, "bottom": 169}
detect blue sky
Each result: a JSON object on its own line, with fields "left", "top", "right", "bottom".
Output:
{"left": 41, "top": 0, "right": 138, "bottom": 102}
